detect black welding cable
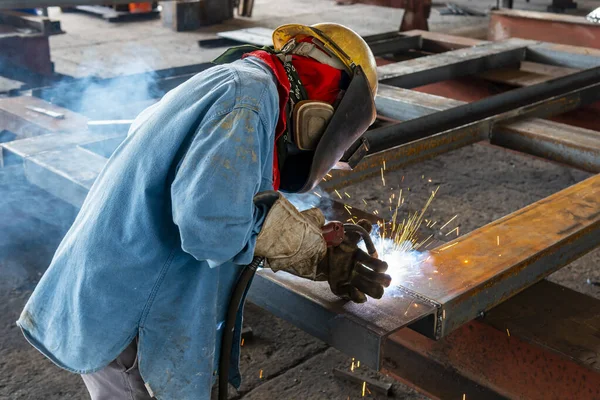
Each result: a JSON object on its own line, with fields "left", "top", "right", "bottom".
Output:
{"left": 219, "top": 256, "right": 263, "bottom": 400}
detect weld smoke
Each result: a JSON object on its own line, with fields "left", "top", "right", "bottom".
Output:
{"left": 56, "top": 44, "right": 163, "bottom": 120}
{"left": 0, "top": 46, "right": 165, "bottom": 292}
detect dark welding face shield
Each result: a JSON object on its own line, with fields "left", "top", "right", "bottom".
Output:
{"left": 279, "top": 65, "right": 376, "bottom": 193}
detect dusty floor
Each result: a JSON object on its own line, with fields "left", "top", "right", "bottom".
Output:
{"left": 1, "top": 0, "right": 600, "bottom": 399}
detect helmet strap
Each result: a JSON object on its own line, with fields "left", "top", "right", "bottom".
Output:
{"left": 275, "top": 45, "right": 310, "bottom": 158}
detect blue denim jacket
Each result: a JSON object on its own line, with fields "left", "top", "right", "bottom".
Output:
{"left": 17, "top": 58, "right": 278, "bottom": 399}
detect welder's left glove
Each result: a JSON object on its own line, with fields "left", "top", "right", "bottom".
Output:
{"left": 254, "top": 191, "right": 327, "bottom": 280}
{"left": 316, "top": 220, "right": 391, "bottom": 303}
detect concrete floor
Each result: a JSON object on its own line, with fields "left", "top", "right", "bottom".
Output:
{"left": 1, "top": 0, "right": 600, "bottom": 399}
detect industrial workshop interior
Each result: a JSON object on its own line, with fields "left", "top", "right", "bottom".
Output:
{"left": 2, "top": 0, "right": 600, "bottom": 399}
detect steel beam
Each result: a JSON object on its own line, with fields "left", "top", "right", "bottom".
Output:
{"left": 526, "top": 42, "right": 600, "bottom": 70}
{"left": 323, "top": 84, "right": 600, "bottom": 189}
{"left": 491, "top": 119, "right": 600, "bottom": 173}
{"left": 489, "top": 9, "right": 600, "bottom": 50}
{"left": 383, "top": 280, "right": 600, "bottom": 400}
{"left": 249, "top": 268, "right": 436, "bottom": 370}
{"left": 377, "top": 39, "right": 531, "bottom": 88}
{"left": 366, "top": 66, "right": 600, "bottom": 154}
{"left": 408, "top": 173, "right": 600, "bottom": 338}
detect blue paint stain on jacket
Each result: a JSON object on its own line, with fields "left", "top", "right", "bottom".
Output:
{"left": 17, "top": 57, "right": 279, "bottom": 399}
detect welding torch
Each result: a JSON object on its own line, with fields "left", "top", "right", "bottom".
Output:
{"left": 322, "top": 221, "right": 379, "bottom": 258}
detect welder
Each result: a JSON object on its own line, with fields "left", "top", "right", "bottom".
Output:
{"left": 17, "top": 23, "right": 390, "bottom": 400}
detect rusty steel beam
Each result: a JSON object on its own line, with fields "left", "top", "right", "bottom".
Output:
{"left": 489, "top": 9, "right": 600, "bottom": 50}
{"left": 410, "top": 173, "right": 600, "bottom": 338}
{"left": 383, "top": 280, "right": 600, "bottom": 400}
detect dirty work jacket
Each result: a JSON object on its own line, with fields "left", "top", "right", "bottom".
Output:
{"left": 17, "top": 57, "right": 279, "bottom": 400}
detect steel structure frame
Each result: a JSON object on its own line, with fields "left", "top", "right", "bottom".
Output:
{"left": 1, "top": 31, "right": 600, "bottom": 398}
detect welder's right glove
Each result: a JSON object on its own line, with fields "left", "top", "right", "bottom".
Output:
{"left": 254, "top": 191, "right": 327, "bottom": 280}
{"left": 316, "top": 220, "right": 391, "bottom": 303}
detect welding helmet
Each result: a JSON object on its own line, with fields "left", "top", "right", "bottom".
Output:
{"left": 272, "top": 23, "right": 378, "bottom": 193}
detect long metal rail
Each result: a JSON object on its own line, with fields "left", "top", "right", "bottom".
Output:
{"left": 2, "top": 34, "right": 600, "bottom": 385}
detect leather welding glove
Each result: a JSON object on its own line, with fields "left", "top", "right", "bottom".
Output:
{"left": 316, "top": 219, "right": 391, "bottom": 303}
{"left": 254, "top": 191, "right": 327, "bottom": 280}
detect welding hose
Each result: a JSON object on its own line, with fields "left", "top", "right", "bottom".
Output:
{"left": 219, "top": 256, "right": 263, "bottom": 400}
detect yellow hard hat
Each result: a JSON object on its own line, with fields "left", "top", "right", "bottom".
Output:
{"left": 272, "top": 23, "right": 378, "bottom": 97}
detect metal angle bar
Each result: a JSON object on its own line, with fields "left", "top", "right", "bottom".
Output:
{"left": 365, "top": 66, "right": 600, "bottom": 153}
{"left": 491, "top": 119, "right": 600, "bottom": 173}
{"left": 409, "top": 173, "right": 600, "bottom": 338}
{"left": 377, "top": 39, "right": 532, "bottom": 88}
{"left": 363, "top": 31, "right": 410, "bottom": 42}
